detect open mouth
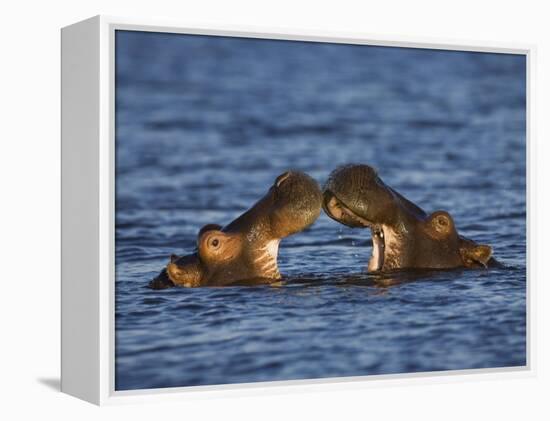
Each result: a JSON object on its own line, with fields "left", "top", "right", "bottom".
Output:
{"left": 368, "top": 225, "right": 385, "bottom": 272}
{"left": 324, "top": 194, "right": 386, "bottom": 272}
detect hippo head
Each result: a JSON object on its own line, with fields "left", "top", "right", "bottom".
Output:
{"left": 149, "top": 171, "right": 322, "bottom": 288}
{"left": 322, "top": 164, "right": 494, "bottom": 272}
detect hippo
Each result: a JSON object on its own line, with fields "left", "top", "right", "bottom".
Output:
{"left": 322, "top": 164, "right": 498, "bottom": 272}
{"left": 149, "top": 171, "right": 322, "bottom": 288}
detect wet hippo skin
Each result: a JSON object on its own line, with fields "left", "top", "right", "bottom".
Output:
{"left": 323, "top": 164, "right": 499, "bottom": 272}
{"left": 149, "top": 171, "right": 322, "bottom": 288}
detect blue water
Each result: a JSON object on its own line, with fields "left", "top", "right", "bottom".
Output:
{"left": 114, "top": 31, "right": 526, "bottom": 391}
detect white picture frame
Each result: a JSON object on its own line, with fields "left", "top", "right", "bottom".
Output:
{"left": 61, "top": 15, "right": 535, "bottom": 406}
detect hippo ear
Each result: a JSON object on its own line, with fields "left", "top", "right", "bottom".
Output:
{"left": 461, "top": 244, "right": 493, "bottom": 268}
{"left": 198, "top": 224, "right": 223, "bottom": 237}
{"left": 427, "top": 211, "right": 455, "bottom": 238}
{"left": 170, "top": 254, "right": 180, "bottom": 263}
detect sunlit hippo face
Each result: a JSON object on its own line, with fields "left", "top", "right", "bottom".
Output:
{"left": 323, "top": 164, "right": 494, "bottom": 272}
{"left": 149, "top": 171, "right": 322, "bottom": 288}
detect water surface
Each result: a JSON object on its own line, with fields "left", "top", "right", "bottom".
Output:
{"left": 115, "top": 31, "right": 526, "bottom": 390}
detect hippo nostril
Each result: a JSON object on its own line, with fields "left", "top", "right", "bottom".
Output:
{"left": 275, "top": 171, "right": 292, "bottom": 188}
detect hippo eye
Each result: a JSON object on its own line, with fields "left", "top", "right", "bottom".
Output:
{"left": 210, "top": 238, "right": 220, "bottom": 248}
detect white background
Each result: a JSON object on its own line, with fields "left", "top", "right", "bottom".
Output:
{"left": 0, "top": 0, "right": 547, "bottom": 419}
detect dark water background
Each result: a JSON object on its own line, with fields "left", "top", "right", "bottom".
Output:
{"left": 114, "top": 31, "right": 526, "bottom": 391}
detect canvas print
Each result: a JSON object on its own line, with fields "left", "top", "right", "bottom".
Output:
{"left": 114, "top": 30, "right": 526, "bottom": 390}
